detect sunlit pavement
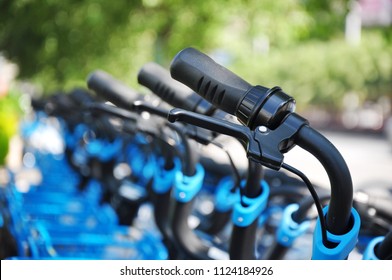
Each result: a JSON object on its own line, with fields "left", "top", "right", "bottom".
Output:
{"left": 284, "top": 130, "right": 392, "bottom": 191}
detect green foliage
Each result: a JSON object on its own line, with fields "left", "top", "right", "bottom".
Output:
{"left": 0, "top": 0, "right": 391, "bottom": 109}
{"left": 0, "top": 89, "right": 21, "bottom": 165}
{"left": 228, "top": 31, "right": 392, "bottom": 110}
{"left": 1, "top": 0, "right": 139, "bottom": 90}
{"left": 0, "top": 0, "right": 229, "bottom": 91}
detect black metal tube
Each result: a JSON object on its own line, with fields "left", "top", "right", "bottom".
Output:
{"left": 150, "top": 190, "right": 182, "bottom": 259}
{"left": 296, "top": 125, "right": 353, "bottom": 235}
{"left": 152, "top": 190, "right": 173, "bottom": 240}
{"left": 264, "top": 242, "right": 290, "bottom": 260}
{"left": 229, "top": 220, "right": 259, "bottom": 260}
{"left": 171, "top": 200, "right": 213, "bottom": 260}
{"left": 228, "top": 160, "right": 264, "bottom": 260}
{"left": 166, "top": 123, "right": 198, "bottom": 176}
{"left": 244, "top": 160, "right": 263, "bottom": 198}
{"left": 200, "top": 210, "right": 232, "bottom": 236}
{"left": 376, "top": 231, "right": 392, "bottom": 260}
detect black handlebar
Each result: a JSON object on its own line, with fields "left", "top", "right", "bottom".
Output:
{"left": 138, "top": 62, "right": 215, "bottom": 115}
{"left": 87, "top": 70, "right": 140, "bottom": 110}
{"left": 170, "top": 48, "right": 295, "bottom": 129}
{"left": 169, "top": 47, "right": 354, "bottom": 236}
{"left": 170, "top": 47, "right": 252, "bottom": 115}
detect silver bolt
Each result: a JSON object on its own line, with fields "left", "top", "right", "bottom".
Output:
{"left": 258, "top": 126, "right": 268, "bottom": 133}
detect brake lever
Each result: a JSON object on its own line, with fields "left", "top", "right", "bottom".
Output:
{"left": 168, "top": 108, "right": 308, "bottom": 170}
{"left": 132, "top": 100, "right": 169, "bottom": 119}
{"left": 87, "top": 102, "right": 138, "bottom": 122}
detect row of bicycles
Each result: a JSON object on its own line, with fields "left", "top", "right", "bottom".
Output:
{"left": 1, "top": 48, "right": 391, "bottom": 260}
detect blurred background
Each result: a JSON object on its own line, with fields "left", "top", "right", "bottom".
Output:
{"left": 0, "top": 0, "right": 392, "bottom": 185}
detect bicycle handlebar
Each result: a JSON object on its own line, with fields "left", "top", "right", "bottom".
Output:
{"left": 170, "top": 48, "right": 295, "bottom": 129}
{"left": 169, "top": 47, "right": 354, "bottom": 236}
{"left": 138, "top": 62, "right": 216, "bottom": 116}
{"left": 170, "top": 48, "right": 252, "bottom": 115}
{"left": 87, "top": 70, "right": 140, "bottom": 110}
{"left": 295, "top": 126, "right": 353, "bottom": 234}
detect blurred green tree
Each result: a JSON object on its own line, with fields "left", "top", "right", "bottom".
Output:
{"left": 0, "top": 0, "right": 391, "bottom": 109}
{"left": 0, "top": 89, "right": 21, "bottom": 166}
{"left": 0, "top": 0, "right": 228, "bottom": 91}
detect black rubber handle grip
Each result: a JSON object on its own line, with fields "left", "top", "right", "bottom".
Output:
{"left": 138, "top": 62, "right": 215, "bottom": 115}
{"left": 86, "top": 70, "right": 140, "bottom": 110}
{"left": 170, "top": 47, "right": 253, "bottom": 116}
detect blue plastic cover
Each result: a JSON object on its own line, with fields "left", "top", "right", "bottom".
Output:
{"left": 232, "top": 180, "right": 270, "bottom": 227}
{"left": 312, "top": 206, "right": 361, "bottom": 260}
{"left": 173, "top": 163, "right": 205, "bottom": 203}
